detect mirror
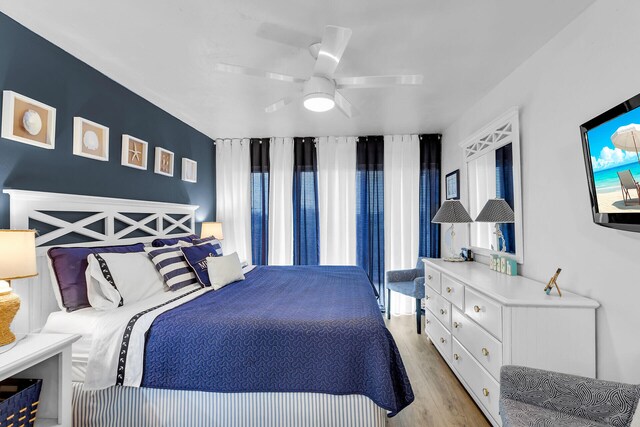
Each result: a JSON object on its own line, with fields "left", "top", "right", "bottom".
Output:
{"left": 462, "top": 108, "right": 523, "bottom": 263}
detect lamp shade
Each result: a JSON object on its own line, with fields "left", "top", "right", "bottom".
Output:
{"left": 0, "top": 230, "right": 37, "bottom": 280}
{"left": 432, "top": 200, "right": 473, "bottom": 224}
{"left": 475, "top": 198, "right": 515, "bottom": 223}
{"left": 201, "top": 222, "right": 224, "bottom": 240}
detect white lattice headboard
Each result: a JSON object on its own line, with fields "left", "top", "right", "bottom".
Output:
{"left": 3, "top": 189, "right": 199, "bottom": 333}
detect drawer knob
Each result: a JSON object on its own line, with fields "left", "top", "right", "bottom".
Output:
{"left": 425, "top": 296, "right": 429, "bottom": 300}
{"left": 428, "top": 275, "right": 433, "bottom": 280}
{"left": 453, "top": 353, "right": 459, "bottom": 360}
{"left": 481, "top": 347, "right": 489, "bottom": 357}
{"left": 440, "top": 337, "right": 445, "bottom": 343}
{"left": 446, "top": 287, "right": 452, "bottom": 293}
{"left": 482, "top": 388, "right": 489, "bottom": 397}
{"left": 440, "top": 309, "right": 446, "bottom": 315}
{"left": 453, "top": 321, "right": 460, "bottom": 329}
{"left": 425, "top": 319, "right": 430, "bottom": 325}
{"left": 473, "top": 305, "right": 481, "bottom": 313}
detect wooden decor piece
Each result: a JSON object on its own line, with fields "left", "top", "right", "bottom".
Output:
{"left": 1, "top": 91, "right": 56, "bottom": 149}
{"left": 181, "top": 158, "right": 197, "bottom": 183}
{"left": 154, "top": 147, "right": 174, "bottom": 177}
{"left": 73, "top": 117, "right": 109, "bottom": 161}
{"left": 544, "top": 268, "right": 562, "bottom": 296}
{"left": 121, "top": 135, "right": 148, "bottom": 170}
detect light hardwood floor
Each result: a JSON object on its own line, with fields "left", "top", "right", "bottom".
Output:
{"left": 385, "top": 314, "right": 491, "bottom": 427}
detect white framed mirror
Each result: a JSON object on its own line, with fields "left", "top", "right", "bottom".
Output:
{"left": 460, "top": 107, "right": 524, "bottom": 263}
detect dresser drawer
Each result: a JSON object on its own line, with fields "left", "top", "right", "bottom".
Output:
{"left": 425, "top": 310, "right": 451, "bottom": 361}
{"left": 441, "top": 275, "right": 464, "bottom": 310}
{"left": 425, "top": 289, "right": 451, "bottom": 329}
{"left": 464, "top": 288, "right": 502, "bottom": 340}
{"left": 451, "top": 307, "right": 502, "bottom": 380}
{"left": 424, "top": 266, "right": 441, "bottom": 294}
{"left": 451, "top": 338, "right": 500, "bottom": 424}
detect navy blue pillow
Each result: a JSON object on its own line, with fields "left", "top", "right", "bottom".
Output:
{"left": 48, "top": 243, "right": 146, "bottom": 312}
{"left": 180, "top": 243, "right": 221, "bottom": 287}
{"left": 151, "top": 234, "right": 198, "bottom": 247}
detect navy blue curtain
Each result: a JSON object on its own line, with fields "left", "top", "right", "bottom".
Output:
{"left": 496, "top": 143, "right": 515, "bottom": 253}
{"left": 293, "top": 137, "right": 319, "bottom": 265}
{"left": 250, "top": 138, "right": 270, "bottom": 265}
{"left": 419, "top": 134, "right": 441, "bottom": 258}
{"left": 356, "top": 136, "right": 385, "bottom": 305}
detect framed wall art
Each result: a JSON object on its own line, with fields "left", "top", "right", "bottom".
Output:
{"left": 121, "top": 134, "right": 148, "bottom": 170}
{"left": 445, "top": 169, "right": 460, "bottom": 200}
{"left": 154, "top": 147, "right": 174, "bottom": 177}
{"left": 1, "top": 90, "right": 56, "bottom": 149}
{"left": 73, "top": 117, "right": 109, "bottom": 161}
{"left": 181, "top": 158, "right": 197, "bottom": 183}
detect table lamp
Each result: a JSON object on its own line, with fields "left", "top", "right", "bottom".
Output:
{"left": 0, "top": 230, "right": 37, "bottom": 346}
{"left": 432, "top": 200, "right": 473, "bottom": 262}
{"left": 475, "top": 198, "right": 515, "bottom": 252}
{"left": 201, "top": 222, "right": 224, "bottom": 240}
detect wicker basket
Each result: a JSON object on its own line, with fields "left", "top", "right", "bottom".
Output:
{"left": 0, "top": 378, "right": 42, "bottom": 427}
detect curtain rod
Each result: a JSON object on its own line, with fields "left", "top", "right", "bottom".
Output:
{"left": 213, "top": 134, "right": 441, "bottom": 145}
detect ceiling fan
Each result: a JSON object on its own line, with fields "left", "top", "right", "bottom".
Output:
{"left": 214, "top": 25, "right": 423, "bottom": 118}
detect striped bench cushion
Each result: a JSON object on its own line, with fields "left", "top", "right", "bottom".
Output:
{"left": 145, "top": 246, "right": 199, "bottom": 290}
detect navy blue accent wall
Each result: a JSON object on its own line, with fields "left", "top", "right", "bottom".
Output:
{"left": 0, "top": 13, "right": 215, "bottom": 233}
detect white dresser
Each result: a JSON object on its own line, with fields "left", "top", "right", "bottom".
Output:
{"left": 423, "top": 259, "right": 599, "bottom": 426}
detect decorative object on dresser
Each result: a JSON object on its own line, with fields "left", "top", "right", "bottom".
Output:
{"left": 0, "top": 230, "right": 37, "bottom": 348}
{"left": 121, "top": 135, "right": 149, "bottom": 170}
{"left": 432, "top": 200, "right": 473, "bottom": 262}
{"left": 543, "top": 268, "right": 562, "bottom": 296}
{"left": 72, "top": 117, "right": 109, "bottom": 161}
{"left": 445, "top": 169, "right": 460, "bottom": 200}
{"left": 385, "top": 258, "right": 425, "bottom": 334}
{"left": 154, "top": 147, "right": 174, "bottom": 177}
{"left": 200, "top": 222, "right": 224, "bottom": 240}
{"left": 475, "top": 198, "right": 515, "bottom": 253}
{"left": 181, "top": 158, "right": 198, "bottom": 183}
{"left": 1, "top": 91, "right": 56, "bottom": 149}
{"left": 0, "top": 333, "right": 80, "bottom": 427}
{"left": 423, "top": 258, "right": 599, "bottom": 426}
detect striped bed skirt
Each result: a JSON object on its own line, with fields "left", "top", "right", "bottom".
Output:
{"left": 72, "top": 382, "right": 387, "bottom": 427}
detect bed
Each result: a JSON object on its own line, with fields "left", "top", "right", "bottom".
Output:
{"left": 6, "top": 190, "right": 413, "bottom": 426}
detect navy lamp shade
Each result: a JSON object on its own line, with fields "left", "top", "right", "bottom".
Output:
{"left": 432, "top": 201, "right": 473, "bottom": 261}
{"left": 475, "top": 198, "right": 515, "bottom": 253}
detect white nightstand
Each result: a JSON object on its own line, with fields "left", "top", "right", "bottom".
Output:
{"left": 0, "top": 333, "right": 80, "bottom": 427}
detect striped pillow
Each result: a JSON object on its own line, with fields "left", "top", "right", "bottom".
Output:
{"left": 144, "top": 246, "right": 199, "bottom": 290}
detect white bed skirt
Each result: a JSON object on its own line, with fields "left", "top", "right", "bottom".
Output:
{"left": 72, "top": 383, "right": 387, "bottom": 427}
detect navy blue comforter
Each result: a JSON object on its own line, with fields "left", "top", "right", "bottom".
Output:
{"left": 141, "top": 266, "right": 414, "bottom": 416}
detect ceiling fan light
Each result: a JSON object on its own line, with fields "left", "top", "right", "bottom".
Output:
{"left": 303, "top": 93, "right": 335, "bottom": 112}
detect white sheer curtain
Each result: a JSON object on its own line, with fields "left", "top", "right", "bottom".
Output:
{"left": 317, "top": 136, "right": 357, "bottom": 265}
{"left": 384, "top": 134, "right": 420, "bottom": 315}
{"left": 215, "top": 138, "right": 251, "bottom": 262}
{"left": 268, "top": 137, "right": 294, "bottom": 265}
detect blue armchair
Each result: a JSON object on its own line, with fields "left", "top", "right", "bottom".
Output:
{"left": 385, "top": 258, "right": 425, "bottom": 334}
{"left": 500, "top": 365, "right": 640, "bottom": 427}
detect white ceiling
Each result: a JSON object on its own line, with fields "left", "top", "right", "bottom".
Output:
{"left": 0, "top": 0, "right": 595, "bottom": 140}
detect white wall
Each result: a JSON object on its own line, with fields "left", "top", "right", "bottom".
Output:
{"left": 441, "top": 0, "right": 640, "bottom": 383}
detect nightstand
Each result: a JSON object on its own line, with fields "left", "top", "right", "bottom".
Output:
{"left": 0, "top": 333, "right": 80, "bottom": 427}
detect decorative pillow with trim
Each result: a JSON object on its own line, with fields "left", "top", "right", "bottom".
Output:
{"left": 151, "top": 234, "right": 198, "bottom": 247}
{"left": 181, "top": 243, "right": 223, "bottom": 287}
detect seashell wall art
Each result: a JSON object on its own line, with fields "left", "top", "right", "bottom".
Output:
{"left": 1, "top": 90, "right": 56, "bottom": 149}
{"left": 73, "top": 117, "right": 109, "bottom": 161}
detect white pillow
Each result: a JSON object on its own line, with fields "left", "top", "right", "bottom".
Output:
{"left": 86, "top": 252, "right": 165, "bottom": 310}
{"left": 207, "top": 252, "right": 245, "bottom": 290}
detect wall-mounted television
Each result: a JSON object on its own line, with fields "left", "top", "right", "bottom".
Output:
{"left": 581, "top": 92, "right": 640, "bottom": 231}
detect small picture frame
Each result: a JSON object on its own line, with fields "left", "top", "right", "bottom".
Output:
{"left": 1, "top": 90, "right": 56, "bottom": 149}
{"left": 445, "top": 170, "right": 460, "bottom": 200}
{"left": 181, "top": 158, "right": 197, "bottom": 183}
{"left": 73, "top": 117, "right": 109, "bottom": 161}
{"left": 121, "top": 135, "right": 148, "bottom": 170}
{"left": 154, "top": 147, "right": 174, "bottom": 177}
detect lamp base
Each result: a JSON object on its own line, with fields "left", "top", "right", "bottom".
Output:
{"left": 443, "top": 256, "right": 466, "bottom": 262}
{"left": 0, "top": 289, "right": 20, "bottom": 347}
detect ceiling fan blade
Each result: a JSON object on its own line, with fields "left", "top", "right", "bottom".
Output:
{"left": 256, "top": 22, "right": 317, "bottom": 50}
{"left": 313, "top": 26, "right": 352, "bottom": 78}
{"left": 334, "top": 90, "right": 356, "bottom": 118}
{"left": 265, "top": 95, "right": 298, "bottom": 113}
{"left": 215, "top": 63, "right": 305, "bottom": 84}
{"left": 335, "top": 74, "right": 423, "bottom": 89}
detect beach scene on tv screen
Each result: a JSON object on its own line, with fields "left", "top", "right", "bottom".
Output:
{"left": 588, "top": 107, "right": 640, "bottom": 213}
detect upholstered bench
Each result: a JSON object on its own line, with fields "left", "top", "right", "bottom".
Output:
{"left": 500, "top": 365, "right": 640, "bottom": 427}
